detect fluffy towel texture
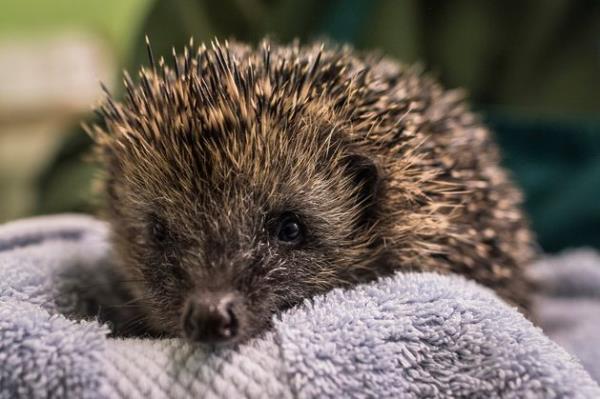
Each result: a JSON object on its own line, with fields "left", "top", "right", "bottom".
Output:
{"left": 1, "top": 215, "right": 599, "bottom": 398}
{"left": 529, "top": 249, "right": 600, "bottom": 384}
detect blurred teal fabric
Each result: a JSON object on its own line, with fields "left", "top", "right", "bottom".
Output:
{"left": 487, "top": 113, "right": 600, "bottom": 252}
{"left": 37, "top": 0, "right": 600, "bottom": 252}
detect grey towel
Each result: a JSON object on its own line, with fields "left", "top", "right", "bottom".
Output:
{"left": 530, "top": 249, "right": 600, "bottom": 385}
{"left": 1, "top": 214, "right": 599, "bottom": 398}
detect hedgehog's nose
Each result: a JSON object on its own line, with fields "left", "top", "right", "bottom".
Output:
{"left": 182, "top": 293, "right": 238, "bottom": 343}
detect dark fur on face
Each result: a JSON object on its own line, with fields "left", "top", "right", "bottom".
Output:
{"left": 90, "top": 39, "right": 536, "bottom": 343}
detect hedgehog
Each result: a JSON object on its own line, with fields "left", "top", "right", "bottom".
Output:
{"left": 88, "top": 38, "right": 536, "bottom": 344}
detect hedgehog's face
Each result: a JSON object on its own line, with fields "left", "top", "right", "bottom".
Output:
{"left": 103, "top": 125, "right": 383, "bottom": 344}
{"left": 91, "top": 40, "right": 392, "bottom": 344}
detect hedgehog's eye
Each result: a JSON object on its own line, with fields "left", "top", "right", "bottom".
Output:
{"left": 151, "top": 218, "right": 168, "bottom": 243}
{"left": 276, "top": 213, "right": 304, "bottom": 244}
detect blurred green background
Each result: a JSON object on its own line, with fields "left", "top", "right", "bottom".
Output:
{"left": 0, "top": 0, "right": 599, "bottom": 252}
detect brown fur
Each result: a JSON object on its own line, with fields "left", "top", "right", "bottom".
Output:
{"left": 89, "top": 39, "right": 536, "bottom": 342}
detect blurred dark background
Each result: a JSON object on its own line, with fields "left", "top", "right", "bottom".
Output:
{"left": 1, "top": 0, "right": 599, "bottom": 252}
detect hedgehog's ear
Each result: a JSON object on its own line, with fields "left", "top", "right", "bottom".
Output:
{"left": 343, "top": 154, "right": 381, "bottom": 225}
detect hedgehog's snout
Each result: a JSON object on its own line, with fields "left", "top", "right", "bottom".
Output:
{"left": 182, "top": 292, "right": 240, "bottom": 344}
